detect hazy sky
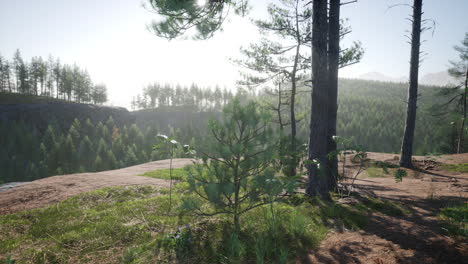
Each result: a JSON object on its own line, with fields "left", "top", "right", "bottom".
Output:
{"left": 1, "top": 0, "right": 467, "bottom": 107}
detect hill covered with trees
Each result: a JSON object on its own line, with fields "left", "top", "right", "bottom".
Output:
{"left": 0, "top": 49, "right": 108, "bottom": 104}
{"left": 132, "top": 79, "right": 459, "bottom": 155}
{"left": 0, "top": 77, "right": 459, "bottom": 184}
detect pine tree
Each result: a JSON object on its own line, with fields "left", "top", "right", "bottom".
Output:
{"left": 63, "top": 134, "right": 77, "bottom": 172}
{"left": 186, "top": 99, "right": 289, "bottom": 233}
{"left": 83, "top": 118, "right": 96, "bottom": 140}
{"left": 68, "top": 119, "right": 81, "bottom": 146}
{"left": 307, "top": 0, "right": 330, "bottom": 196}
{"left": 96, "top": 138, "right": 109, "bottom": 169}
{"left": 124, "top": 147, "right": 138, "bottom": 166}
{"left": 400, "top": 0, "right": 423, "bottom": 168}
{"left": 107, "top": 150, "right": 118, "bottom": 170}
{"left": 94, "top": 155, "right": 104, "bottom": 172}
{"left": 13, "top": 49, "right": 29, "bottom": 94}
{"left": 78, "top": 136, "right": 95, "bottom": 170}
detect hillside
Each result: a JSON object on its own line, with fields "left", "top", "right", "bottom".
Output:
{"left": 0, "top": 92, "right": 134, "bottom": 134}
{"left": 0, "top": 79, "right": 461, "bottom": 184}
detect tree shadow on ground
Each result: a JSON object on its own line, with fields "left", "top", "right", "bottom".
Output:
{"left": 308, "top": 173, "right": 467, "bottom": 264}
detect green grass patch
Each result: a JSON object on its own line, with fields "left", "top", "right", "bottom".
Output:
{"left": 314, "top": 198, "right": 368, "bottom": 230}
{"left": 0, "top": 186, "right": 188, "bottom": 263}
{"left": 139, "top": 166, "right": 192, "bottom": 181}
{"left": 439, "top": 202, "right": 467, "bottom": 240}
{"left": 0, "top": 184, "right": 330, "bottom": 263}
{"left": 364, "top": 161, "right": 400, "bottom": 178}
{"left": 440, "top": 163, "right": 468, "bottom": 173}
{"left": 365, "top": 167, "right": 387, "bottom": 178}
{"left": 1, "top": 176, "right": 408, "bottom": 263}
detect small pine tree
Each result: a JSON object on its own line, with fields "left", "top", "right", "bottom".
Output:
{"left": 105, "top": 116, "right": 115, "bottom": 131}
{"left": 78, "top": 136, "right": 94, "bottom": 170}
{"left": 124, "top": 147, "right": 138, "bottom": 166}
{"left": 107, "top": 150, "right": 118, "bottom": 170}
{"left": 63, "top": 134, "right": 77, "bottom": 173}
{"left": 68, "top": 120, "right": 81, "bottom": 146}
{"left": 185, "top": 99, "right": 291, "bottom": 233}
{"left": 94, "top": 155, "right": 104, "bottom": 172}
{"left": 83, "top": 118, "right": 96, "bottom": 139}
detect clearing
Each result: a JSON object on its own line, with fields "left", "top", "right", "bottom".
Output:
{"left": 0, "top": 153, "right": 466, "bottom": 263}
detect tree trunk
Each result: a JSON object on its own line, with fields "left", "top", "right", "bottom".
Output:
{"left": 56, "top": 79, "right": 59, "bottom": 99}
{"left": 278, "top": 82, "right": 285, "bottom": 131}
{"left": 307, "top": 0, "right": 330, "bottom": 196}
{"left": 400, "top": 0, "right": 422, "bottom": 168}
{"left": 7, "top": 70, "right": 12, "bottom": 93}
{"left": 327, "top": 0, "right": 340, "bottom": 187}
{"left": 457, "top": 67, "right": 468, "bottom": 153}
{"left": 288, "top": 0, "right": 302, "bottom": 177}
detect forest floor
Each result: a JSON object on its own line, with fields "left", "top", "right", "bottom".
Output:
{"left": 0, "top": 153, "right": 466, "bottom": 263}
{"left": 308, "top": 152, "right": 468, "bottom": 264}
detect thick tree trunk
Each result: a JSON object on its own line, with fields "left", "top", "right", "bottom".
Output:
{"left": 307, "top": 0, "right": 330, "bottom": 196}
{"left": 457, "top": 67, "right": 468, "bottom": 153}
{"left": 327, "top": 0, "right": 340, "bottom": 187}
{"left": 400, "top": 0, "right": 422, "bottom": 168}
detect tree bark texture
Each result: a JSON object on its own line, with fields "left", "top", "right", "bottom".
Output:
{"left": 400, "top": 0, "right": 422, "bottom": 168}
{"left": 327, "top": 0, "right": 340, "bottom": 187}
{"left": 457, "top": 67, "right": 468, "bottom": 153}
{"left": 307, "top": 0, "right": 330, "bottom": 196}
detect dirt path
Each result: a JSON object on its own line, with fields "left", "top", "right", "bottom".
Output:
{"left": 308, "top": 152, "right": 468, "bottom": 264}
{"left": 0, "top": 158, "right": 194, "bottom": 215}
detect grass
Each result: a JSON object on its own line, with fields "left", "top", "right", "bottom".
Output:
{"left": 439, "top": 202, "right": 467, "bottom": 240}
{"left": 363, "top": 161, "right": 400, "bottom": 178}
{"left": 139, "top": 166, "right": 192, "bottom": 181}
{"left": 440, "top": 163, "right": 468, "bottom": 173}
{"left": 365, "top": 167, "right": 387, "bottom": 178}
{"left": 0, "top": 186, "right": 175, "bottom": 263}
{"left": 0, "top": 183, "right": 330, "bottom": 263}
{"left": 0, "top": 169, "right": 411, "bottom": 263}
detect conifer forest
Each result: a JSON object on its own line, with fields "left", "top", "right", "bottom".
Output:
{"left": 0, "top": 1, "right": 467, "bottom": 263}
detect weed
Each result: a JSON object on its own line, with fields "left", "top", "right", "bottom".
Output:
{"left": 394, "top": 169, "right": 407, "bottom": 182}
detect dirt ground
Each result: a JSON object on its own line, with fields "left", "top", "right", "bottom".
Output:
{"left": 0, "top": 158, "right": 194, "bottom": 214}
{"left": 0, "top": 153, "right": 467, "bottom": 263}
{"left": 307, "top": 152, "right": 468, "bottom": 264}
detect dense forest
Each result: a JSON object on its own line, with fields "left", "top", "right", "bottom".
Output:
{"left": 0, "top": 116, "right": 193, "bottom": 183}
{"left": 0, "top": 49, "right": 108, "bottom": 104}
{"left": 295, "top": 79, "right": 460, "bottom": 155}
{"left": 131, "top": 83, "right": 237, "bottom": 111}
{"left": 0, "top": 77, "right": 462, "bottom": 184}
{"left": 133, "top": 79, "right": 461, "bottom": 155}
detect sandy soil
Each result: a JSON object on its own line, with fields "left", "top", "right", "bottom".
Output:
{"left": 307, "top": 152, "right": 468, "bottom": 264}
{"left": 0, "top": 158, "right": 194, "bottom": 214}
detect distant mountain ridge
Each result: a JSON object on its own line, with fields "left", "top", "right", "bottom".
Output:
{"left": 357, "top": 71, "right": 459, "bottom": 86}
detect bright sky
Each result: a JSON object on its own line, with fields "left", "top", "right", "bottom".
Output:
{"left": 0, "top": 0, "right": 467, "bottom": 108}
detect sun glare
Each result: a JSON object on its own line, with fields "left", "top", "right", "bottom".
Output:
{"left": 197, "top": 0, "right": 207, "bottom": 7}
